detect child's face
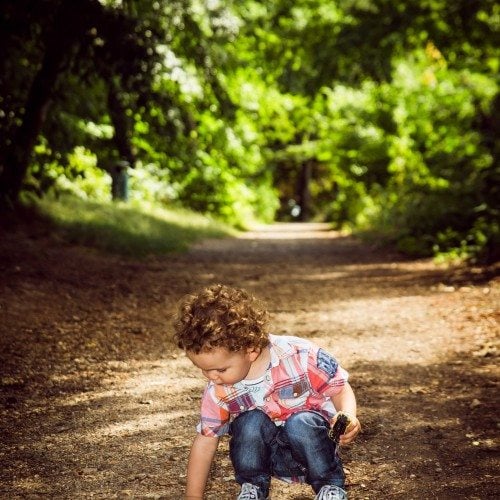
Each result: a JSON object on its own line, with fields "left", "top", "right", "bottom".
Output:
{"left": 187, "top": 346, "right": 260, "bottom": 386}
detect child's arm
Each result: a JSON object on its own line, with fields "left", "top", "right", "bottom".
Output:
{"left": 185, "top": 433, "right": 220, "bottom": 499}
{"left": 330, "top": 381, "right": 361, "bottom": 445}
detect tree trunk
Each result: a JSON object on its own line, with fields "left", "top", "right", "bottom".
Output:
{"left": 107, "top": 77, "right": 135, "bottom": 167}
{"left": 298, "top": 160, "right": 313, "bottom": 221}
{"left": 0, "top": 51, "right": 62, "bottom": 207}
{"left": 0, "top": 0, "right": 99, "bottom": 209}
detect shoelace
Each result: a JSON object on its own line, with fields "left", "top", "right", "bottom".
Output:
{"left": 237, "top": 483, "right": 260, "bottom": 500}
{"left": 315, "top": 485, "right": 346, "bottom": 500}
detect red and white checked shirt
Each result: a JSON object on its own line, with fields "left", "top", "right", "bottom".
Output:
{"left": 196, "top": 334, "right": 349, "bottom": 437}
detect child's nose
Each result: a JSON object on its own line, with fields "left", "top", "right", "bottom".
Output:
{"left": 203, "top": 370, "right": 219, "bottom": 382}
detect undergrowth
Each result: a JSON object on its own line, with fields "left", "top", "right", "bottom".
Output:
{"left": 15, "top": 195, "right": 237, "bottom": 257}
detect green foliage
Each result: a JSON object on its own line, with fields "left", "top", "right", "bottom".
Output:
{"left": 368, "top": 48, "right": 498, "bottom": 261}
{"left": 2, "top": 0, "right": 497, "bottom": 262}
{"left": 26, "top": 142, "right": 111, "bottom": 200}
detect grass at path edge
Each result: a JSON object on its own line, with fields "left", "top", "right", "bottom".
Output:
{"left": 6, "top": 195, "right": 237, "bottom": 257}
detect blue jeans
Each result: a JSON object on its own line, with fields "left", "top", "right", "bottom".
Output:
{"left": 229, "top": 409, "right": 345, "bottom": 498}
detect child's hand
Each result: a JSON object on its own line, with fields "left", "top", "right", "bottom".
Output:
{"left": 331, "top": 413, "right": 361, "bottom": 445}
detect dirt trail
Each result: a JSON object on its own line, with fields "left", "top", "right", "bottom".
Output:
{"left": 0, "top": 222, "right": 498, "bottom": 499}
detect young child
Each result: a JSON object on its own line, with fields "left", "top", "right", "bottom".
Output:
{"left": 173, "top": 284, "right": 361, "bottom": 500}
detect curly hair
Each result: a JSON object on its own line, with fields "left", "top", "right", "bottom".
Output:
{"left": 173, "top": 284, "right": 270, "bottom": 353}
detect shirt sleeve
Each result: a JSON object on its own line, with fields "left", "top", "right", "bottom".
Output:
{"left": 196, "top": 384, "right": 231, "bottom": 437}
{"left": 307, "top": 346, "right": 348, "bottom": 397}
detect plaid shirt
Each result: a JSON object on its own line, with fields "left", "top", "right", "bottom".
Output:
{"left": 196, "top": 334, "right": 348, "bottom": 438}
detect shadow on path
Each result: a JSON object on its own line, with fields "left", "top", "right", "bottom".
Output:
{"left": 0, "top": 223, "right": 498, "bottom": 499}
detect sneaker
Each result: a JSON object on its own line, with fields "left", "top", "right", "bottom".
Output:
{"left": 314, "top": 484, "right": 348, "bottom": 500}
{"left": 236, "top": 482, "right": 268, "bottom": 500}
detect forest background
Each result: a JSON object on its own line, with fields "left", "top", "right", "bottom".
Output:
{"left": 1, "top": 0, "right": 498, "bottom": 263}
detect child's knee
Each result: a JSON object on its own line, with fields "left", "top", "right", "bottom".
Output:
{"left": 285, "top": 411, "right": 328, "bottom": 440}
{"left": 231, "top": 409, "right": 274, "bottom": 439}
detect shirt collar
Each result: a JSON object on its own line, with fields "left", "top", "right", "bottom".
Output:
{"left": 268, "top": 334, "right": 295, "bottom": 368}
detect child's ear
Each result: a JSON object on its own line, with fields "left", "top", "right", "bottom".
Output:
{"left": 246, "top": 348, "right": 261, "bottom": 362}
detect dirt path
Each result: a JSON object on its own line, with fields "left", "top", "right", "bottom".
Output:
{"left": 0, "top": 223, "right": 498, "bottom": 499}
